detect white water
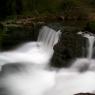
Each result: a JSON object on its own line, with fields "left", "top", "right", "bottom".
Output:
{"left": 46, "top": 32, "right": 95, "bottom": 95}
{"left": 0, "top": 26, "right": 61, "bottom": 67}
{"left": 0, "top": 68, "right": 56, "bottom": 95}
{"left": 78, "top": 31, "right": 95, "bottom": 59}
{"left": 0, "top": 26, "right": 60, "bottom": 95}
{"left": 38, "top": 26, "right": 61, "bottom": 47}
{"left": 86, "top": 36, "right": 94, "bottom": 59}
{"left": 0, "top": 28, "right": 95, "bottom": 95}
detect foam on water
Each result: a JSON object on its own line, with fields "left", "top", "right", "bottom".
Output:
{"left": 46, "top": 70, "right": 95, "bottom": 95}
{"left": 0, "top": 26, "right": 61, "bottom": 95}
{"left": 0, "top": 67, "right": 56, "bottom": 95}
{"left": 1, "top": 28, "right": 95, "bottom": 95}
{"left": 0, "top": 42, "right": 52, "bottom": 65}
{"left": 46, "top": 31, "right": 95, "bottom": 95}
{"left": 0, "top": 26, "right": 61, "bottom": 67}
{"left": 45, "top": 58, "right": 95, "bottom": 95}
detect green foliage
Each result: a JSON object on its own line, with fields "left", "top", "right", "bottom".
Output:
{"left": 0, "top": 0, "right": 95, "bottom": 20}
{"left": 0, "top": 0, "right": 77, "bottom": 18}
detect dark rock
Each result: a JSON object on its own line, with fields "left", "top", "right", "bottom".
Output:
{"left": 1, "top": 24, "right": 42, "bottom": 51}
{"left": 51, "top": 27, "right": 86, "bottom": 68}
{"left": 74, "top": 93, "right": 95, "bottom": 95}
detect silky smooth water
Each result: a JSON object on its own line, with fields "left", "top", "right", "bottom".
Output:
{"left": 0, "top": 29, "right": 95, "bottom": 95}
{"left": 78, "top": 31, "right": 95, "bottom": 59}
{"left": 0, "top": 26, "right": 61, "bottom": 67}
{"left": 46, "top": 32, "right": 95, "bottom": 95}
{"left": 0, "top": 26, "right": 61, "bottom": 95}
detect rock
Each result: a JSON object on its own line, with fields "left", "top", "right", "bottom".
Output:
{"left": 51, "top": 27, "right": 86, "bottom": 68}
{"left": 74, "top": 93, "right": 95, "bottom": 95}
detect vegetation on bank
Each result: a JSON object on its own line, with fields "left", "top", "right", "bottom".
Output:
{"left": 0, "top": 0, "right": 95, "bottom": 20}
{"left": 0, "top": 0, "right": 95, "bottom": 50}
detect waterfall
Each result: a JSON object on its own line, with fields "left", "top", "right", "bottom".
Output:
{"left": 46, "top": 31, "right": 95, "bottom": 95}
{"left": 83, "top": 34, "right": 95, "bottom": 59}
{"left": 70, "top": 32, "right": 95, "bottom": 72}
{"left": 1, "top": 27, "right": 95, "bottom": 95}
{"left": 78, "top": 31, "right": 95, "bottom": 59}
{"left": 37, "top": 26, "right": 61, "bottom": 47}
{"left": 0, "top": 26, "right": 61, "bottom": 95}
{"left": 0, "top": 26, "right": 61, "bottom": 66}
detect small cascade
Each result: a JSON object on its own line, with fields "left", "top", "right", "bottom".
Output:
{"left": 78, "top": 31, "right": 95, "bottom": 60}
{"left": 37, "top": 26, "right": 61, "bottom": 47}
{"left": 46, "top": 31, "right": 95, "bottom": 95}
{"left": 83, "top": 34, "right": 95, "bottom": 60}
{"left": 71, "top": 32, "right": 95, "bottom": 72}
{"left": 0, "top": 26, "right": 61, "bottom": 66}
{"left": 2, "top": 26, "right": 95, "bottom": 95}
{"left": 0, "top": 26, "right": 61, "bottom": 95}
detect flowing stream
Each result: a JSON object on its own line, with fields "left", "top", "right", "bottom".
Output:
{"left": 46, "top": 31, "right": 95, "bottom": 95}
{"left": 0, "top": 28, "right": 95, "bottom": 95}
{"left": 0, "top": 26, "right": 61, "bottom": 95}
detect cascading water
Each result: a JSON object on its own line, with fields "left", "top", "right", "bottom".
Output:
{"left": 70, "top": 31, "right": 95, "bottom": 72}
{"left": 86, "top": 35, "right": 95, "bottom": 59}
{"left": 78, "top": 31, "right": 95, "bottom": 59}
{"left": 46, "top": 31, "right": 95, "bottom": 95}
{"left": 1, "top": 26, "right": 95, "bottom": 95}
{"left": 38, "top": 26, "right": 61, "bottom": 47}
{"left": 0, "top": 26, "right": 61, "bottom": 66}
{"left": 0, "top": 26, "right": 61, "bottom": 95}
